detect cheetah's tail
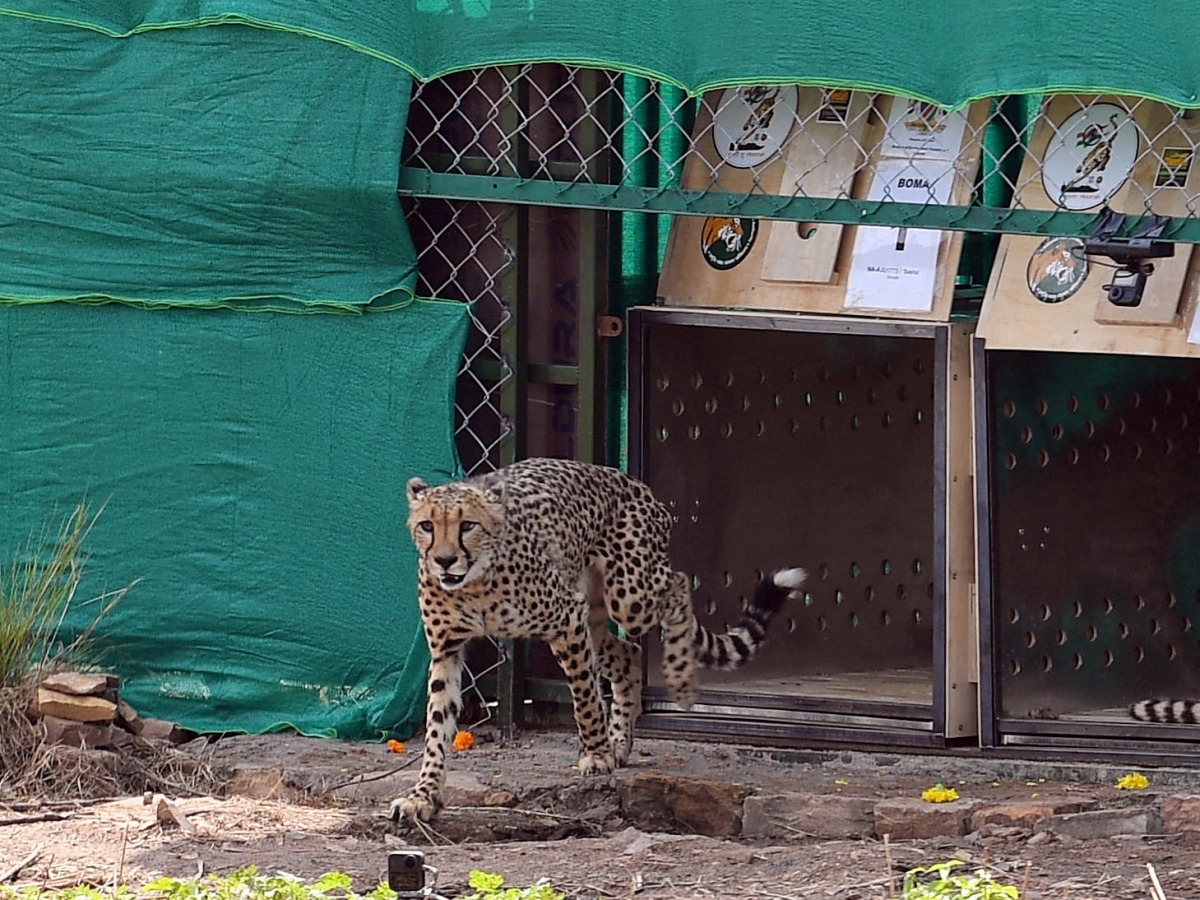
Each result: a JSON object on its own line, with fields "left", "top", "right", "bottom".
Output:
{"left": 695, "top": 567, "right": 806, "bottom": 670}
{"left": 1130, "top": 699, "right": 1200, "bottom": 724}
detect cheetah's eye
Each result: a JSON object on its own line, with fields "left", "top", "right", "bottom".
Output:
{"left": 417, "top": 520, "right": 434, "bottom": 534}
{"left": 460, "top": 520, "right": 479, "bottom": 533}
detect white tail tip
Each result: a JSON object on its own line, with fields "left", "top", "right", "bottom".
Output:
{"left": 772, "top": 567, "right": 807, "bottom": 591}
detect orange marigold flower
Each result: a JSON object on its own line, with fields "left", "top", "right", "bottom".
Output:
{"left": 387, "top": 739, "right": 406, "bottom": 754}
{"left": 453, "top": 730, "right": 475, "bottom": 751}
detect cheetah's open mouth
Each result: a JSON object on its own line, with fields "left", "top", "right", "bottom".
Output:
{"left": 440, "top": 573, "right": 465, "bottom": 587}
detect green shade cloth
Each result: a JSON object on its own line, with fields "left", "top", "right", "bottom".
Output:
{"left": 0, "top": 12, "right": 416, "bottom": 311}
{"left": 4, "top": 1, "right": 1200, "bottom": 109}
{"left": 0, "top": 299, "right": 468, "bottom": 739}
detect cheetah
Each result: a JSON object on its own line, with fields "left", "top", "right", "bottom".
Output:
{"left": 389, "top": 457, "right": 805, "bottom": 822}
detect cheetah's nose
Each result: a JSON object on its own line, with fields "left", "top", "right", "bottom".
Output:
{"left": 433, "top": 554, "right": 458, "bottom": 570}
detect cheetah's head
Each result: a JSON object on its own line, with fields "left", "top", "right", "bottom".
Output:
{"left": 406, "top": 476, "right": 504, "bottom": 592}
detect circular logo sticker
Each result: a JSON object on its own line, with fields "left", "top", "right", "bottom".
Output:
{"left": 1041, "top": 103, "right": 1139, "bottom": 210}
{"left": 713, "top": 85, "right": 798, "bottom": 168}
{"left": 700, "top": 217, "right": 758, "bottom": 270}
{"left": 1026, "top": 236, "right": 1089, "bottom": 303}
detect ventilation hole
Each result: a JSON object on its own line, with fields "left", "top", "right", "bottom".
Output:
{"left": 1117, "top": 417, "right": 1127, "bottom": 436}
{"left": 671, "top": 399, "right": 685, "bottom": 416}
{"left": 789, "top": 418, "right": 800, "bottom": 434}
{"left": 1184, "top": 616, "right": 1194, "bottom": 633}
{"left": 1135, "top": 594, "right": 1146, "bottom": 610}
{"left": 1024, "top": 631, "right": 1036, "bottom": 648}
{"left": 739, "top": 596, "right": 749, "bottom": 612}
{"left": 849, "top": 612, "right": 859, "bottom": 627}
{"left": 835, "top": 589, "right": 845, "bottom": 605}
{"left": 912, "top": 559, "right": 923, "bottom": 575}
{"left": 1117, "top": 622, "right": 1130, "bottom": 639}
{"left": 913, "top": 359, "right": 926, "bottom": 375}
{"left": 1168, "top": 643, "right": 1178, "bottom": 659}
{"left": 1163, "top": 387, "right": 1174, "bottom": 406}
{"left": 1003, "top": 400, "right": 1017, "bottom": 417}
{"left": 1004, "top": 453, "right": 1018, "bottom": 470}
{"left": 1168, "top": 591, "right": 1178, "bottom": 608}
{"left": 704, "top": 398, "right": 719, "bottom": 414}
{"left": 850, "top": 562, "right": 861, "bottom": 578}
{"left": 818, "top": 366, "right": 831, "bottom": 382}
{"left": 1164, "top": 438, "right": 1175, "bottom": 456}
{"left": 1086, "top": 624, "right": 1098, "bottom": 641}
{"left": 721, "top": 422, "right": 733, "bottom": 438}
{"left": 818, "top": 564, "right": 830, "bottom": 580}
{"left": 1073, "top": 600, "right": 1084, "bottom": 618}
{"left": 1103, "top": 597, "right": 1114, "bottom": 614}
{"left": 820, "top": 416, "right": 832, "bottom": 432}
{"left": 788, "top": 368, "right": 798, "bottom": 383}
{"left": 1038, "top": 450, "right": 1051, "bottom": 467}
{"left": 914, "top": 409, "right": 924, "bottom": 425}
{"left": 851, "top": 415, "right": 861, "bottom": 430}
{"left": 786, "top": 617, "right": 797, "bottom": 633}
{"left": 817, "top": 615, "right": 827, "bottom": 631}
{"left": 883, "top": 411, "right": 894, "bottom": 428}
{"left": 1069, "top": 448, "right": 1080, "bottom": 465}
{"left": 836, "top": 390, "right": 846, "bottom": 405}
{"left": 1036, "top": 398, "right": 1049, "bottom": 416}
{"left": 1182, "top": 412, "right": 1191, "bottom": 430}
{"left": 1041, "top": 656, "right": 1053, "bottom": 672}
{"left": 803, "top": 591, "right": 814, "bottom": 607}
{"left": 705, "top": 598, "right": 718, "bottom": 615}
{"left": 655, "top": 375, "right": 670, "bottom": 392}
{"left": 882, "top": 560, "right": 892, "bottom": 576}
{"left": 897, "top": 584, "right": 908, "bottom": 602}
{"left": 1130, "top": 391, "right": 1141, "bottom": 409}
{"left": 1009, "top": 659, "right": 1021, "bottom": 676}
{"left": 689, "top": 424, "right": 701, "bottom": 440}
{"left": 897, "top": 385, "right": 908, "bottom": 402}
{"left": 724, "top": 372, "right": 735, "bottom": 387}
{"left": 1134, "top": 646, "right": 1146, "bottom": 663}
{"left": 773, "top": 394, "right": 783, "bottom": 408}
{"left": 1040, "top": 604, "right": 1052, "bottom": 621}
{"left": 1008, "top": 607, "right": 1020, "bottom": 624}
{"left": 691, "top": 372, "right": 704, "bottom": 389}
{"left": 1150, "top": 618, "right": 1161, "bottom": 635}
{"left": 1100, "top": 444, "right": 1112, "bottom": 462}
{"left": 1068, "top": 395, "right": 1079, "bottom": 413}
{"left": 657, "top": 426, "right": 669, "bottom": 442}
{"left": 1085, "top": 421, "right": 1096, "bottom": 437}
{"left": 868, "top": 387, "right": 878, "bottom": 404}
{"left": 865, "top": 585, "right": 876, "bottom": 602}
{"left": 1149, "top": 415, "right": 1159, "bottom": 434}
{"left": 742, "top": 395, "right": 752, "bottom": 412}
{"left": 755, "top": 420, "right": 765, "bottom": 437}
{"left": 1072, "top": 653, "right": 1084, "bottom": 670}
{"left": 1056, "top": 629, "right": 1068, "bottom": 645}
{"left": 1052, "top": 424, "right": 1064, "bottom": 440}
{"left": 1020, "top": 426, "right": 1033, "bottom": 444}
{"left": 1103, "top": 649, "right": 1114, "bottom": 666}
{"left": 1132, "top": 442, "right": 1143, "bottom": 460}
{"left": 912, "top": 609, "right": 923, "bottom": 624}
{"left": 805, "top": 392, "right": 814, "bottom": 407}
{"left": 1098, "top": 393, "right": 1110, "bottom": 411}
{"left": 881, "top": 610, "right": 892, "bottom": 626}
{"left": 723, "top": 572, "right": 733, "bottom": 587}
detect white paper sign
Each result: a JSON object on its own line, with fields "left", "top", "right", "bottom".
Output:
{"left": 881, "top": 99, "right": 968, "bottom": 161}
{"left": 1188, "top": 307, "right": 1200, "bottom": 345}
{"left": 844, "top": 159, "right": 955, "bottom": 312}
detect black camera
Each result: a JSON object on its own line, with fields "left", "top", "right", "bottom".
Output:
{"left": 1083, "top": 207, "right": 1174, "bottom": 308}
{"left": 387, "top": 851, "right": 427, "bottom": 897}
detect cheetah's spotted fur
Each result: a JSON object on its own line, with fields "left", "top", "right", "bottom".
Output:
{"left": 389, "top": 457, "right": 805, "bottom": 822}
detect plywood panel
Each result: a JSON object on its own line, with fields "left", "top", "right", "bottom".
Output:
{"left": 979, "top": 96, "right": 1200, "bottom": 357}
{"left": 658, "top": 95, "right": 986, "bottom": 321}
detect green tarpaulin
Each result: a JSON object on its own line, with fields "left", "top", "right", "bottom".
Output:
{"left": 0, "top": 12, "right": 415, "bottom": 312}
{"left": 1, "top": 300, "right": 467, "bottom": 739}
{"left": 3, "top": 1, "right": 1198, "bottom": 110}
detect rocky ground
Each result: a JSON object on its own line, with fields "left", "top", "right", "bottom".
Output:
{"left": 4, "top": 729, "right": 1200, "bottom": 898}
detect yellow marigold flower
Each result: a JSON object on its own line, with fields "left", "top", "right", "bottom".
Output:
{"left": 1116, "top": 772, "right": 1149, "bottom": 790}
{"left": 387, "top": 739, "right": 406, "bottom": 754}
{"left": 921, "top": 784, "right": 960, "bottom": 803}
{"left": 453, "top": 730, "right": 475, "bottom": 751}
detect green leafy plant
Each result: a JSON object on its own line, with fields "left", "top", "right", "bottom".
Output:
{"left": 0, "top": 868, "right": 400, "bottom": 900}
{"left": 0, "top": 503, "right": 131, "bottom": 688}
{"left": 902, "top": 860, "right": 1019, "bottom": 899}
{"left": 462, "top": 870, "right": 564, "bottom": 900}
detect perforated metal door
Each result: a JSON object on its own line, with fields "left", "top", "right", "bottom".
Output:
{"left": 629, "top": 307, "right": 950, "bottom": 746}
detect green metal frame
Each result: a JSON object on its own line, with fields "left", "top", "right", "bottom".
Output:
{"left": 398, "top": 168, "right": 1200, "bottom": 242}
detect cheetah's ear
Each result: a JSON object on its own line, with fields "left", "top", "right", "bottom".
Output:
{"left": 406, "top": 477, "right": 429, "bottom": 505}
{"left": 483, "top": 483, "right": 505, "bottom": 506}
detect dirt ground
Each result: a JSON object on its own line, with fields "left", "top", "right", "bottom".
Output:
{"left": 5, "top": 728, "right": 1200, "bottom": 899}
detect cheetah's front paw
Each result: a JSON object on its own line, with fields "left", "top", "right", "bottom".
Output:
{"left": 388, "top": 791, "right": 438, "bottom": 823}
{"left": 577, "top": 749, "right": 616, "bottom": 775}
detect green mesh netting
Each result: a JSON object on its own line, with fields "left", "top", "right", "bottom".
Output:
{"left": 0, "top": 12, "right": 416, "bottom": 312}
{"left": 0, "top": 300, "right": 468, "bottom": 739}
{"left": 4, "top": 1, "right": 1199, "bottom": 109}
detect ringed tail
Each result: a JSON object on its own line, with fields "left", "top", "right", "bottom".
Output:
{"left": 696, "top": 567, "right": 806, "bottom": 670}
